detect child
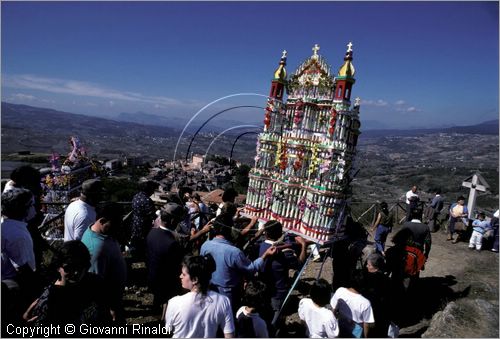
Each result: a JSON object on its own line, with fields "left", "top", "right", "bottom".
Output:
{"left": 469, "top": 212, "right": 490, "bottom": 251}
{"left": 235, "top": 280, "right": 269, "bottom": 338}
{"left": 298, "top": 279, "right": 339, "bottom": 338}
{"left": 330, "top": 270, "right": 375, "bottom": 338}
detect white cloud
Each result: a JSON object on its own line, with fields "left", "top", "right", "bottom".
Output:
{"left": 2, "top": 74, "right": 186, "bottom": 107}
{"left": 361, "top": 99, "right": 389, "bottom": 107}
{"left": 9, "top": 93, "right": 36, "bottom": 101}
{"left": 109, "top": 100, "right": 115, "bottom": 107}
{"left": 361, "top": 97, "right": 422, "bottom": 114}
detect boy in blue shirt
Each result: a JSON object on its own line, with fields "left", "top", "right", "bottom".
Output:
{"left": 469, "top": 212, "right": 490, "bottom": 251}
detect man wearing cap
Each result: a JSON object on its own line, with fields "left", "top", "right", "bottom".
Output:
{"left": 64, "top": 179, "right": 103, "bottom": 241}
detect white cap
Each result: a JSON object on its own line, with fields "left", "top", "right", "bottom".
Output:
{"left": 494, "top": 209, "right": 499, "bottom": 218}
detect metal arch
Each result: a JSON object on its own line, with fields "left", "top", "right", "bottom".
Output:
{"left": 184, "top": 105, "right": 264, "bottom": 162}
{"left": 173, "top": 93, "right": 286, "bottom": 162}
{"left": 203, "top": 125, "right": 261, "bottom": 163}
{"left": 229, "top": 131, "right": 260, "bottom": 162}
{"left": 173, "top": 93, "right": 272, "bottom": 163}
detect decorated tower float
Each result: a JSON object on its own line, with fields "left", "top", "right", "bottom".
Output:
{"left": 245, "top": 43, "right": 361, "bottom": 244}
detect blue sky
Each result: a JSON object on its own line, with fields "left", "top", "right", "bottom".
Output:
{"left": 2, "top": 1, "right": 499, "bottom": 129}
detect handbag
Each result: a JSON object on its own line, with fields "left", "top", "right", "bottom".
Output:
{"left": 454, "top": 220, "right": 467, "bottom": 231}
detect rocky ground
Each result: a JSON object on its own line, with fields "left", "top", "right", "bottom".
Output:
{"left": 123, "top": 222, "right": 499, "bottom": 338}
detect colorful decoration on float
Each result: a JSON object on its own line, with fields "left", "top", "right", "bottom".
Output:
{"left": 42, "top": 136, "right": 101, "bottom": 213}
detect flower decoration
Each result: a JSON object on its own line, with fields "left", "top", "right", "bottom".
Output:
{"left": 264, "top": 109, "right": 271, "bottom": 129}
{"left": 279, "top": 156, "right": 287, "bottom": 171}
{"left": 309, "top": 203, "right": 318, "bottom": 210}
{"left": 329, "top": 108, "right": 337, "bottom": 136}
{"left": 308, "top": 143, "right": 319, "bottom": 175}
{"left": 293, "top": 158, "right": 302, "bottom": 172}
{"left": 297, "top": 197, "right": 307, "bottom": 212}
{"left": 265, "top": 183, "right": 273, "bottom": 203}
{"left": 319, "top": 159, "right": 331, "bottom": 174}
{"left": 50, "top": 153, "right": 61, "bottom": 171}
{"left": 293, "top": 108, "right": 303, "bottom": 126}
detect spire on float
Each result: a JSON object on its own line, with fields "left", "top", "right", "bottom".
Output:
{"left": 347, "top": 41, "right": 353, "bottom": 53}
{"left": 312, "top": 44, "right": 320, "bottom": 60}
{"left": 273, "top": 50, "right": 288, "bottom": 82}
{"left": 338, "top": 41, "right": 355, "bottom": 77}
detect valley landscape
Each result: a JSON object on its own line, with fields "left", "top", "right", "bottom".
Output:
{"left": 1, "top": 103, "right": 499, "bottom": 338}
{"left": 2, "top": 102, "right": 498, "bottom": 211}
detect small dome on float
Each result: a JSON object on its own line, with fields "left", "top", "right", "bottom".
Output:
{"left": 337, "top": 41, "right": 355, "bottom": 78}
{"left": 273, "top": 50, "right": 287, "bottom": 82}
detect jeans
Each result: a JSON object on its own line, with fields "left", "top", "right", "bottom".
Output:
{"left": 374, "top": 225, "right": 391, "bottom": 253}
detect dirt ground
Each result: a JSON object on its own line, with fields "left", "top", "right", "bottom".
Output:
{"left": 123, "top": 223, "right": 499, "bottom": 337}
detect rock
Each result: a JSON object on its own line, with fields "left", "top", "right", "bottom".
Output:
{"left": 398, "top": 320, "right": 430, "bottom": 337}
{"left": 422, "top": 299, "right": 499, "bottom": 338}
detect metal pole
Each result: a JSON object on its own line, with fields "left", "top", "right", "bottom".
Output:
{"left": 229, "top": 131, "right": 259, "bottom": 162}
{"left": 184, "top": 105, "right": 264, "bottom": 162}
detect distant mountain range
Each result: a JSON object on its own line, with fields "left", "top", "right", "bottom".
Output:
{"left": 360, "top": 119, "right": 499, "bottom": 138}
{"left": 114, "top": 111, "right": 262, "bottom": 133}
{"left": 2, "top": 102, "right": 498, "bottom": 139}
{"left": 111, "top": 109, "right": 499, "bottom": 137}
{"left": 1, "top": 102, "right": 177, "bottom": 138}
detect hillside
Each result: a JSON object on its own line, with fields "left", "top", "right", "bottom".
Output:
{"left": 2, "top": 102, "right": 498, "bottom": 209}
{"left": 360, "top": 119, "right": 499, "bottom": 138}
{"left": 1, "top": 102, "right": 256, "bottom": 162}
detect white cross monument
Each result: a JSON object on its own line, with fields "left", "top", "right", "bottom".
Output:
{"left": 462, "top": 172, "right": 490, "bottom": 219}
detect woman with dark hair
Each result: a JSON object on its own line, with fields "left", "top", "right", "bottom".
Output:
{"left": 164, "top": 254, "right": 235, "bottom": 338}
{"left": 371, "top": 201, "right": 394, "bottom": 256}
{"left": 362, "top": 253, "right": 393, "bottom": 338}
{"left": 23, "top": 240, "right": 111, "bottom": 325}
{"left": 216, "top": 188, "right": 238, "bottom": 216}
{"left": 129, "top": 180, "right": 159, "bottom": 259}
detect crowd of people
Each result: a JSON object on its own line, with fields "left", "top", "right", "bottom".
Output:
{"left": 1, "top": 167, "right": 499, "bottom": 338}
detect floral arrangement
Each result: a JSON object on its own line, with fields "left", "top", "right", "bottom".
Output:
{"left": 41, "top": 136, "right": 101, "bottom": 210}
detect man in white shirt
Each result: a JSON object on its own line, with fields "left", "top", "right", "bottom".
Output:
{"left": 64, "top": 179, "right": 103, "bottom": 241}
{"left": 405, "top": 185, "right": 419, "bottom": 222}
{"left": 1, "top": 188, "right": 36, "bottom": 282}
